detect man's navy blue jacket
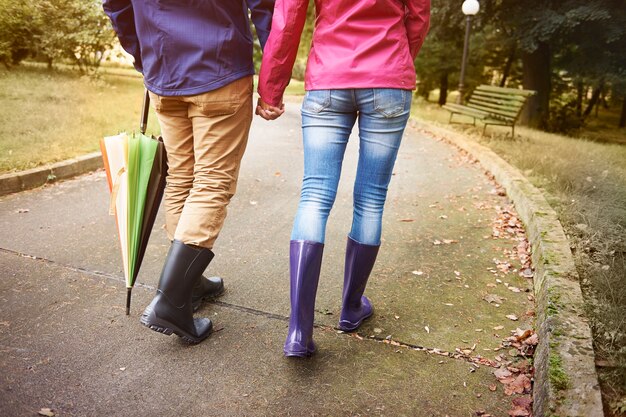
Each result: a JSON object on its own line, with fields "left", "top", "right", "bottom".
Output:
{"left": 103, "top": 0, "right": 274, "bottom": 96}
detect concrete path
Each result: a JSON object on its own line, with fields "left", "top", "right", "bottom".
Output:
{"left": 0, "top": 102, "right": 534, "bottom": 416}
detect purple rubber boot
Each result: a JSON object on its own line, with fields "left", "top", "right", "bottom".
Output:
{"left": 337, "top": 236, "right": 380, "bottom": 332}
{"left": 284, "top": 240, "right": 324, "bottom": 357}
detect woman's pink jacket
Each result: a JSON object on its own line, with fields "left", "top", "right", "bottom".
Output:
{"left": 258, "top": 0, "right": 431, "bottom": 107}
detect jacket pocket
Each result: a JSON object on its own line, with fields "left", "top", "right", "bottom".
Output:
{"left": 302, "top": 90, "right": 331, "bottom": 113}
{"left": 373, "top": 89, "right": 410, "bottom": 118}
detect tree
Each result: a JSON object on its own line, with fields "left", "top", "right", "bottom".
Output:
{"left": 0, "top": 1, "right": 40, "bottom": 66}
{"left": 36, "top": 0, "right": 115, "bottom": 73}
{"left": 492, "top": 0, "right": 623, "bottom": 128}
{"left": 0, "top": 0, "right": 114, "bottom": 73}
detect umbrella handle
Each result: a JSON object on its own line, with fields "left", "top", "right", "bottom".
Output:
{"left": 140, "top": 89, "right": 150, "bottom": 135}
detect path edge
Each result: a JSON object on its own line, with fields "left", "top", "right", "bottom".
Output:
{"left": 413, "top": 121, "right": 603, "bottom": 417}
{"left": 0, "top": 152, "right": 102, "bottom": 197}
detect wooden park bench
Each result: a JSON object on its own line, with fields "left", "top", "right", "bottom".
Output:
{"left": 443, "top": 85, "right": 536, "bottom": 136}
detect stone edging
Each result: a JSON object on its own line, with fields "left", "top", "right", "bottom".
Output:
{"left": 0, "top": 152, "right": 103, "bottom": 197}
{"left": 415, "top": 122, "right": 603, "bottom": 417}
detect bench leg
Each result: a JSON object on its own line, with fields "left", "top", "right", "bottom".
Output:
{"left": 449, "top": 112, "right": 454, "bottom": 124}
{"left": 482, "top": 123, "right": 488, "bottom": 137}
{"left": 512, "top": 124, "right": 515, "bottom": 138}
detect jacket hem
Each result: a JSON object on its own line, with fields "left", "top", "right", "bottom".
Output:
{"left": 145, "top": 69, "right": 255, "bottom": 97}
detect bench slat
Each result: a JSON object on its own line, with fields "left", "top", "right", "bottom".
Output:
{"left": 469, "top": 96, "right": 523, "bottom": 112}
{"left": 472, "top": 91, "right": 527, "bottom": 105}
{"left": 466, "top": 102, "right": 517, "bottom": 119}
{"left": 467, "top": 99, "right": 520, "bottom": 117}
{"left": 471, "top": 92, "right": 526, "bottom": 106}
{"left": 475, "top": 85, "right": 536, "bottom": 97}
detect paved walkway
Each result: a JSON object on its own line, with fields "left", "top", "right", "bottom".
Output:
{"left": 0, "top": 104, "right": 534, "bottom": 416}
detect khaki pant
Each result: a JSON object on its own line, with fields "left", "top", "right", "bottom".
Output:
{"left": 149, "top": 76, "right": 253, "bottom": 249}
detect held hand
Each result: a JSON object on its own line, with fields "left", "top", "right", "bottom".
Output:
{"left": 256, "top": 97, "right": 285, "bottom": 120}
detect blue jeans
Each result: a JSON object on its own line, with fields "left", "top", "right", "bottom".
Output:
{"left": 291, "top": 88, "right": 412, "bottom": 246}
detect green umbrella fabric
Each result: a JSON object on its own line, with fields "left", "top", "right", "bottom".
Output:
{"left": 132, "top": 136, "right": 167, "bottom": 281}
{"left": 127, "top": 133, "right": 160, "bottom": 286}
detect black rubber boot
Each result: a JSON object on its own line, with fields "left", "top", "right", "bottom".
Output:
{"left": 140, "top": 240, "right": 214, "bottom": 343}
{"left": 191, "top": 275, "right": 225, "bottom": 312}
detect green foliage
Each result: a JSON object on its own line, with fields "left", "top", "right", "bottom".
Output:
{"left": 417, "top": 0, "right": 626, "bottom": 130}
{"left": 0, "top": 1, "right": 40, "bottom": 66}
{"left": 0, "top": 0, "right": 114, "bottom": 72}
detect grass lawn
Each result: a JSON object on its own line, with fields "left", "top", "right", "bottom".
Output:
{"left": 0, "top": 65, "right": 306, "bottom": 174}
{"left": 0, "top": 65, "right": 161, "bottom": 173}
{"left": 411, "top": 99, "right": 626, "bottom": 414}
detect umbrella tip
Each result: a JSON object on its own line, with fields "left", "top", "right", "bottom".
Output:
{"left": 126, "top": 288, "right": 132, "bottom": 316}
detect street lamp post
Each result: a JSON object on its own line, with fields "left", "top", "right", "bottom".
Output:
{"left": 457, "top": 0, "right": 480, "bottom": 104}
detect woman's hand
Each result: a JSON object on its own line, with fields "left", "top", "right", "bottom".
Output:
{"left": 256, "top": 97, "right": 285, "bottom": 120}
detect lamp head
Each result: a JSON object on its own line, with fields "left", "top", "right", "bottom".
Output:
{"left": 462, "top": 0, "right": 480, "bottom": 15}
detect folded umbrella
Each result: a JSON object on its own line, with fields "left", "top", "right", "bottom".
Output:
{"left": 101, "top": 90, "right": 167, "bottom": 315}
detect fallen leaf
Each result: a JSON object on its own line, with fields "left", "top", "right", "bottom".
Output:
{"left": 494, "top": 367, "right": 512, "bottom": 380}
{"left": 433, "top": 240, "right": 442, "bottom": 245}
{"left": 483, "top": 294, "right": 504, "bottom": 304}
{"left": 504, "top": 374, "right": 531, "bottom": 395}
{"left": 508, "top": 407, "right": 530, "bottom": 417}
{"left": 506, "top": 314, "right": 519, "bottom": 321}
{"left": 443, "top": 239, "right": 459, "bottom": 244}
{"left": 489, "top": 384, "right": 497, "bottom": 392}
{"left": 425, "top": 326, "right": 430, "bottom": 333}
{"left": 493, "top": 325, "right": 505, "bottom": 331}
{"left": 399, "top": 219, "right": 415, "bottom": 222}
{"left": 523, "top": 334, "right": 539, "bottom": 346}
{"left": 412, "top": 270, "right": 424, "bottom": 276}
{"left": 38, "top": 409, "right": 55, "bottom": 417}
{"left": 16, "top": 208, "right": 30, "bottom": 213}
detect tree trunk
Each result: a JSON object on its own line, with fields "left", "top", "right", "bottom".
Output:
{"left": 438, "top": 73, "right": 448, "bottom": 106}
{"left": 520, "top": 42, "right": 551, "bottom": 128}
{"left": 499, "top": 46, "right": 516, "bottom": 87}
{"left": 583, "top": 83, "right": 603, "bottom": 117}
{"left": 576, "top": 81, "right": 584, "bottom": 118}
{"left": 620, "top": 96, "right": 626, "bottom": 128}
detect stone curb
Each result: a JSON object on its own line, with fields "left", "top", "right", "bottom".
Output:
{"left": 414, "top": 121, "right": 603, "bottom": 417}
{"left": 0, "top": 152, "right": 103, "bottom": 197}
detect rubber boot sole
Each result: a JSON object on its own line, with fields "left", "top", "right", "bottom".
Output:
{"left": 337, "top": 307, "right": 374, "bottom": 332}
{"left": 140, "top": 312, "right": 212, "bottom": 344}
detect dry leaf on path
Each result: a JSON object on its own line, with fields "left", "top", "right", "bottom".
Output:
{"left": 38, "top": 409, "right": 55, "bottom": 417}
{"left": 506, "top": 314, "right": 519, "bottom": 321}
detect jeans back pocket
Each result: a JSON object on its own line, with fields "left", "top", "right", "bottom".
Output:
{"left": 373, "top": 89, "right": 410, "bottom": 118}
{"left": 302, "top": 90, "right": 331, "bottom": 113}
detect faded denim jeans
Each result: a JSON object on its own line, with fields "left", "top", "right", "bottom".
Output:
{"left": 291, "top": 88, "right": 412, "bottom": 246}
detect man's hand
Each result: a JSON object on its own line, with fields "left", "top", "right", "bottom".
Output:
{"left": 256, "top": 97, "right": 285, "bottom": 120}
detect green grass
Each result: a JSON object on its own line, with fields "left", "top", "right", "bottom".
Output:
{"left": 411, "top": 98, "right": 626, "bottom": 408}
{"left": 0, "top": 65, "right": 161, "bottom": 173}
{"left": 0, "top": 65, "right": 305, "bottom": 174}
